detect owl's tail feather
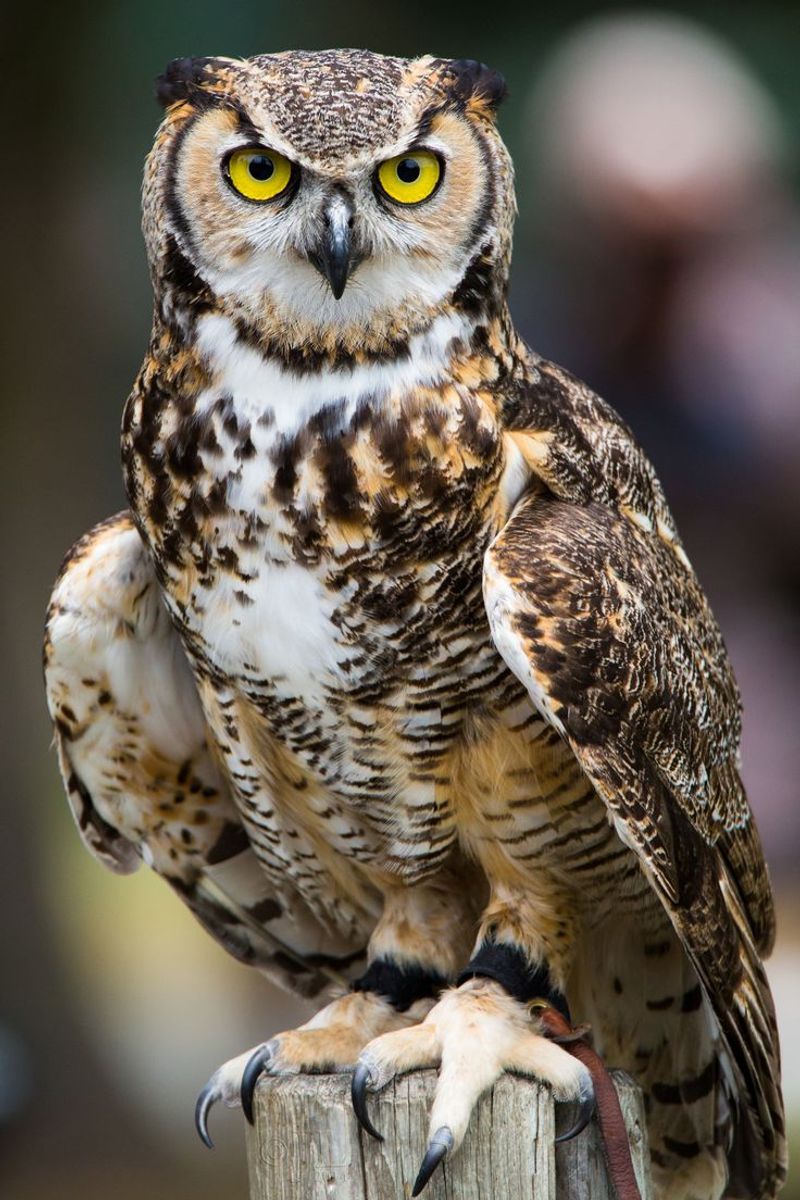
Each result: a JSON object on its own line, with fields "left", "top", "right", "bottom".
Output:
{"left": 713, "top": 869, "right": 786, "bottom": 1200}
{"left": 572, "top": 898, "right": 784, "bottom": 1200}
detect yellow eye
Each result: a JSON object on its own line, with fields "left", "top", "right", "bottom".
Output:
{"left": 376, "top": 150, "right": 442, "bottom": 205}
{"left": 226, "top": 147, "right": 294, "bottom": 202}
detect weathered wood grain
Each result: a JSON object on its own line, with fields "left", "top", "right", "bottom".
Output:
{"left": 246, "top": 1070, "right": 652, "bottom": 1199}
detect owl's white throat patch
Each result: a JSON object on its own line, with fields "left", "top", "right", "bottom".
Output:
{"left": 194, "top": 310, "right": 475, "bottom": 438}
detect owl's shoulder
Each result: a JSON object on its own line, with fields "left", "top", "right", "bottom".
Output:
{"left": 499, "top": 348, "right": 676, "bottom": 535}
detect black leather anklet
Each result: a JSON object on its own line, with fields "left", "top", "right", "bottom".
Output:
{"left": 457, "top": 936, "right": 571, "bottom": 1021}
{"left": 352, "top": 958, "right": 447, "bottom": 1012}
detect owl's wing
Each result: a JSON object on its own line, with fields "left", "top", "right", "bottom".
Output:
{"left": 44, "top": 512, "right": 364, "bottom": 997}
{"left": 485, "top": 358, "right": 784, "bottom": 1192}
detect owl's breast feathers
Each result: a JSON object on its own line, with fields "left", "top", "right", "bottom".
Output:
{"left": 120, "top": 307, "right": 542, "bottom": 891}
{"left": 121, "top": 311, "right": 523, "bottom": 612}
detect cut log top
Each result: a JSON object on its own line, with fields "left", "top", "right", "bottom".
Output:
{"left": 246, "top": 1070, "right": 652, "bottom": 1199}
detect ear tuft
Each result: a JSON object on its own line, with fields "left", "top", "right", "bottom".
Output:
{"left": 155, "top": 56, "right": 226, "bottom": 109}
{"left": 448, "top": 59, "right": 507, "bottom": 118}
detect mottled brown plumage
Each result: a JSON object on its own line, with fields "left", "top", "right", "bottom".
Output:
{"left": 44, "top": 49, "right": 784, "bottom": 1198}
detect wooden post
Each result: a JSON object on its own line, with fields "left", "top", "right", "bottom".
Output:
{"left": 246, "top": 1070, "right": 652, "bottom": 1199}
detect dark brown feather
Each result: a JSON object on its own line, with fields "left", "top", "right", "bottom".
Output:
{"left": 486, "top": 360, "right": 785, "bottom": 1193}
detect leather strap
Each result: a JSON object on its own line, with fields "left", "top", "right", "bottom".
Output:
{"left": 539, "top": 1006, "right": 643, "bottom": 1200}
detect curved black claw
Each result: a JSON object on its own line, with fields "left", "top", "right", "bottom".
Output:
{"left": 351, "top": 1063, "right": 383, "bottom": 1142}
{"left": 555, "top": 1080, "right": 596, "bottom": 1144}
{"left": 241, "top": 1045, "right": 273, "bottom": 1125}
{"left": 194, "top": 1082, "right": 218, "bottom": 1149}
{"left": 412, "top": 1126, "right": 454, "bottom": 1196}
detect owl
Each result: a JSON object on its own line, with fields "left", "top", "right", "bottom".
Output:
{"left": 43, "top": 50, "right": 785, "bottom": 1199}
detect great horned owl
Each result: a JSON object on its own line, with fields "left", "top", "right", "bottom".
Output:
{"left": 43, "top": 50, "right": 785, "bottom": 1199}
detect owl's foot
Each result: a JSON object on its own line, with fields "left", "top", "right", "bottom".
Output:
{"left": 195, "top": 990, "right": 431, "bottom": 1147}
{"left": 350, "top": 978, "right": 594, "bottom": 1196}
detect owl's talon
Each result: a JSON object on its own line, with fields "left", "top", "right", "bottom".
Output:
{"left": 555, "top": 1076, "right": 595, "bottom": 1143}
{"left": 351, "top": 1062, "right": 383, "bottom": 1141}
{"left": 411, "top": 1126, "right": 454, "bottom": 1196}
{"left": 194, "top": 1081, "right": 218, "bottom": 1148}
{"left": 241, "top": 1044, "right": 274, "bottom": 1124}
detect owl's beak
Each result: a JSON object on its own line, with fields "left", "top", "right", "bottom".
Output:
{"left": 309, "top": 195, "right": 356, "bottom": 300}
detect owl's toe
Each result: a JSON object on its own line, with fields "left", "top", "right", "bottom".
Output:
{"left": 351, "top": 977, "right": 595, "bottom": 1194}
{"left": 241, "top": 1042, "right": 277, "bottom": 1124}
{"left": 194, "top": 1081, "right": 217, "bottom": 1148}
{"left": 351, "top": 1062, "right": 384, "bottom": 1141}
{"left": 194, "top": 1044, "right": 267, "bottom": 1147}
{"left": 197, "top": 989, "right": 424, "bottom": 1145}
{"left": 350, "top": 1018, "right": 441, "bottom": 1141}
{"left": 554, "top": 1073, "right": 595, "bottom": 1143}
{"left": 412, "top": 1126, "right": 454, "bottom": 1197}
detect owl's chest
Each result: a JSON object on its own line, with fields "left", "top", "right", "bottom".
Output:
{"left": 126, "top": 360, "right": 511, "bottom": 703}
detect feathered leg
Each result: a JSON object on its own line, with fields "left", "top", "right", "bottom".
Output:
{"left": 200, "top": 868, "right": 480, "bottom": 1144}
{"left": 350, "top": 884, "right": 595, "bottom": 1195}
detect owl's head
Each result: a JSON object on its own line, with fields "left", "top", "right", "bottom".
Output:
{"left": 144, "top": 50, "right": 513, "bottom": 354}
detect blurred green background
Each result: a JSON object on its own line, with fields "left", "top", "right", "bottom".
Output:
{"left": 2, "top": 1, "right": 798, "bottom": 1196}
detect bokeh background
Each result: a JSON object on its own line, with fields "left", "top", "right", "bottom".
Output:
{"left": 2, "top": 1, "right": 798, "bottom": 1196}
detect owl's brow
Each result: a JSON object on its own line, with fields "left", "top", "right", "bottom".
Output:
{"left": 178, "top": 82, "right": 264, "bottom": 147}
{"left": 412, "top": 103, "right": 447, "bottom": 145}
{"left": 212, "top": 98, "right": 264, "bottom": 146}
